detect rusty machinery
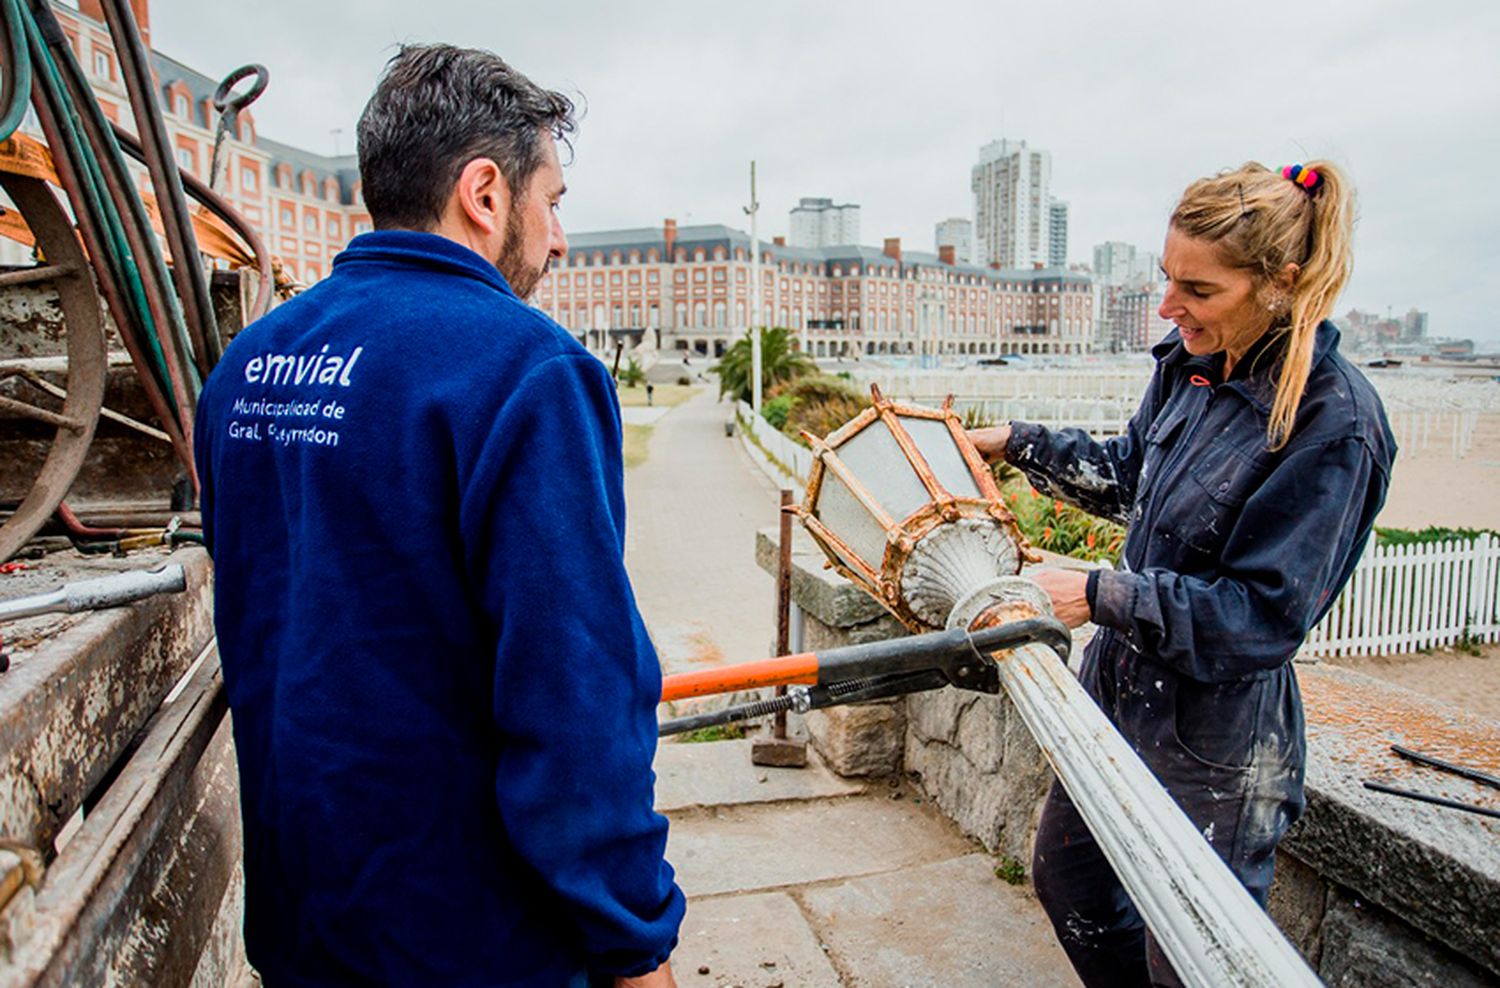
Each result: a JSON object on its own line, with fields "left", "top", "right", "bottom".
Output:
{"left": 0, "top": 0, "right": 275, "bottom": 561}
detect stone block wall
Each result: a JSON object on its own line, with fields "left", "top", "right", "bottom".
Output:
{"left": 906, "top": 687, "right": 1052, "bottom": 865}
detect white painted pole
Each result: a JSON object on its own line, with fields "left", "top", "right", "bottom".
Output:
{"left": 746, "top": 161, "right": 763, "bottom": 414}
{"left": 994, "top": 641, "right": 1323, "bottom": 988}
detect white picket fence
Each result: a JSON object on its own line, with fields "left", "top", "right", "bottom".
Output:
{"left": 736, "top": 401, "right": 813, "bottom": 485}
{"left": 1385, "top": 407, "right": 1484, "bottom": 459}
{"left": 1304, "top": 534, "right": 1500, "bottom": 658}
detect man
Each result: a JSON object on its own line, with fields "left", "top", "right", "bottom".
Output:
{"left": 195, "top": 45, "right": 683, "bottom": 987}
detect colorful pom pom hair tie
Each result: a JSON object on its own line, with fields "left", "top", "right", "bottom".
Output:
{"left": 1282, "top": 163, "right": 1323, "bottom": 192}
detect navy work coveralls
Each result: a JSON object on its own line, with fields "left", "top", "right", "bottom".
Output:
{"left": 1005, "top": 322, "right": 1394, "bottom": 987}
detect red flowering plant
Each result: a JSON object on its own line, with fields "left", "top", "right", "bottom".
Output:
{"left": 993, "top": 462, "right": 1124, "bottom": 565}
{"left": 958, "top": 407, "right": 1125, "bottom": 564}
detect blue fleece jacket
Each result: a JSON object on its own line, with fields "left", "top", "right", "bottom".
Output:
{"left": 195, "top": 231, "right": 684, "bottom": 986}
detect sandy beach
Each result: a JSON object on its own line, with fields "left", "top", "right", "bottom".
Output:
{"left": 1375, "top": 411, "right": 1500, "bottom": 531}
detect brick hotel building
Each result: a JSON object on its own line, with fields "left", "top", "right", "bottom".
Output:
{"left": 34, "top": 3, "right": 1091, "bottom": 358}
{"left": 31, "top": 0, "right": 372, "bottom": 286}
{"left": 533, "top": 222, "right": 1094, "bottom": 359}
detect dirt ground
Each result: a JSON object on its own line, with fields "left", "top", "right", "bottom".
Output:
{"left": 616, "top": 383, "right": 700, "bottom": 409}
{"left": 1323, "top": 643, "right": 1500, "bottom": 724}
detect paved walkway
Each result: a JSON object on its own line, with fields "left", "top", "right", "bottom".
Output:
{"left": 624, "top": 386, "right": 782, "bottom": 676}
{"left": 624, "top": 388, "right": 1078, "bottom": 987}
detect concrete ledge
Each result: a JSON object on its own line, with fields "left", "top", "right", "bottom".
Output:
{"left": 1284, "top": 663, "right": 1499, "bottom": 977}
{"left": 754, "top": 527, "right": 888, "bottom": 630}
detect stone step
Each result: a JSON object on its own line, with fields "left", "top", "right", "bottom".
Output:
{"left": 663, "top": 793, "right": 1079, "bottom": 987}
{"left": 665, "top": 793, "right": 975, "bottom": 899}
{"left": 798, "top": 854, "right": 1080, "bottom": 988}
{"left": 673, "top": 892, "right": 842, "bottom": 988}
{"left": 655, "top": 738, "right": 864, "bottom": 813}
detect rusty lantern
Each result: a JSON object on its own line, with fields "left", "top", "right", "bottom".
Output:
{"left": 793, "top": 385, "right": 1039, "bottom": 634}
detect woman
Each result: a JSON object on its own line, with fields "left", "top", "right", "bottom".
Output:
{"left": 969, "top": 161, "right": 1394, "bottom": 987}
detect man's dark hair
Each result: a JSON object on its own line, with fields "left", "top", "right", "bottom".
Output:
{"left": 356, "top": 44, "right": 576, "bottom": 230}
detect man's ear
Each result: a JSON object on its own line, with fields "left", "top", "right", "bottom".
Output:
{"left": 453, "top": 158, "right": 510, "bottom": 237}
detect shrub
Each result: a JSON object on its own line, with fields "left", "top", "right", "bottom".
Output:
{"left": 676, "top": 375, "right": 693, "bottom": 386}
{"left": 618, "top": 358, "right": 645, "bottom": 388}
{"left": 762, "top": 394, "right": 794, "bottom": 430}
{"left": 998, "top": 469, "right": 1124, "bottom": 565}
{"left": 994, "top": 855, "right": 1026, "bottom": 886}
{"left": 1376, "top": 526, "right": 1497, "bottom": 546}
{"left": 676, "top": 723, "right": 746, "bottom": 743}
{"left": 774, "top": 375, "right": 868, "bottom": 445}
{"left": 712, "top": 326, "right": 815, "bottom": 404}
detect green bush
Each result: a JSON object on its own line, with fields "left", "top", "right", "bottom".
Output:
{"left": 762, "top": 394, "right": 794, "bottom": 430}
{"left": 1375, "top": 526, "right": 1497, "bottom": 546}
{"left": 712, "top": 326, "right": 815, "bottom": 404}
{"left": 772, "top": 374, "right": 868, "bottom": 446}
{"left": 618, "top": 358, "right": 645, "bottom": 388}
{"left": 994, "top": 855, "right": 1026, "bottom": 886}
{"left": 675, "top": 723, "right": 746, "bottom": 743}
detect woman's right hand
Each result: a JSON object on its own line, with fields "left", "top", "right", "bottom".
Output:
{"left": 616, "top": 961, "right": 677, "bottom": 988}
{"left": 966, "top": 423, "right": 1012, "bottom": 465}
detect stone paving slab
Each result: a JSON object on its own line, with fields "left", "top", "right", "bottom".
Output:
{"left": 797, "top": 854, "right": 1081, "bottom": 988}
{"left": 621, "top": 405, "right": 673, "bottom": 426}
{"left": 625, "top": 387, "right": 779, "bottom": 678}
{"left": 666, "top": 794, "right": 974, "bottom": 899}
{"left": 655, "top": 739, "right": 865, "bottom": 813}
{"left": 673, "top": 892, "right": 842, "bottom": 988}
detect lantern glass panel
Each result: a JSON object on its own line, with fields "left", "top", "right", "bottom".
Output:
{"left": 901, "top": 417, "right": 983, "bottom": 500}
{"left": 813, "top": 466, "right": 890, "bottom": 573}
{"left": 836, "top": 421, "right": 933, "bottom": 523}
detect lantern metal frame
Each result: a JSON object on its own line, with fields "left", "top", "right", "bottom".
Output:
{"left": 793, "top": 383, "right": 1038, "bottom": 633}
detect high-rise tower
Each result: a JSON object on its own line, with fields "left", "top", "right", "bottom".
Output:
{"left": 971, "top": 139, "right": 1052, "bottom": 268}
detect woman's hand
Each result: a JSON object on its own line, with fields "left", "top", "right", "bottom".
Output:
{"left": 966, "top": 423, "right": 1012, "bottom": 464}
{"left": 1032, "top": 568, "right": 1092, "bottom": 629}
{"left": 616, "top": 961, "right": 677, "bottom": 988}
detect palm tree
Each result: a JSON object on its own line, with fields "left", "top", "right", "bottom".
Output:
{"left": 713, "top": 326, "right": 815, "bottom": 405}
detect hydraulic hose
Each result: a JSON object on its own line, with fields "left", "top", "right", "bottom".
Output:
{"left": 22, "top": 87, "right": 187, "bottom": 462}
{"left": 37, "top": 1, "right": 200, "bottom": 412}
{"left": 6, "top": 0, "right": 270, "bottom": 493}
{"left": 98, "top": 0, "right": 220, "bottom": 375}
{"left": 21, "top": 2, "right": 195, "bottom": 468}
{"left": 111, "top": 124, "right": 274, "bottom": 322}
{"left": 24, "top": 7, "right": 166, "bottom": 383}
{"left": 0, "top": 0, "right": 32, "bottom": 141}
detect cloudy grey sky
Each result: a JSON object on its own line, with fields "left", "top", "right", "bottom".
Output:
{"left": 148, "top": 0, "right": 1500, "bottom": 343}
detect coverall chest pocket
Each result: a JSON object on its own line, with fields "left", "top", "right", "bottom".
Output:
{"left": 1160, "top": 442, "right": 1261, "bottom": 558}
{"left": 1136, "top": 403, "right": 1190, "bottom": 509}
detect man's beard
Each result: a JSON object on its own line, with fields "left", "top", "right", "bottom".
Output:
{"left": 496, "top": 207, "right": 548, "bottom": 300}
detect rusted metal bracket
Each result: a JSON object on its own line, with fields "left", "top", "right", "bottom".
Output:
{"left": 0, "top": 838, "right": 45, "bottom": 912}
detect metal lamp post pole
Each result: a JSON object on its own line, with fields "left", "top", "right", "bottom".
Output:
{"left": 746, "top": 161, "right": 762, "bottom": 414}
